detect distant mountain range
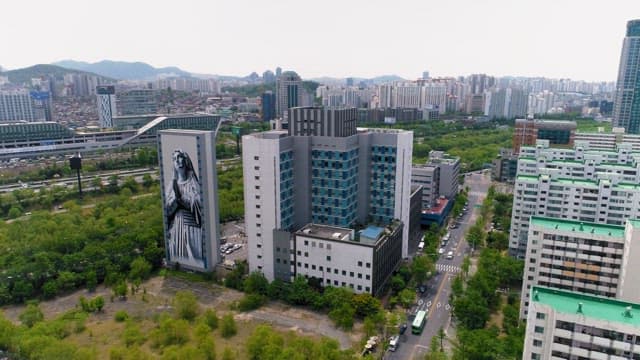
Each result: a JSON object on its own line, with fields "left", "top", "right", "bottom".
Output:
{"left": 53, "top": 60, "right": 191, "bottom": 80}
{"left": 2, "top": 60, "right": 406, "bottom": 86}
{"left": 3, "top": 64, "right": 113, "bottom": 85}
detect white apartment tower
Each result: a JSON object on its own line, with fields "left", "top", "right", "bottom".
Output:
{"left": 520, "top": 217, "right": 640, "bottom": 319}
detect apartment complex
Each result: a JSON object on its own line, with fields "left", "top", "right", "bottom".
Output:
{"left": 523, "top": 286, "right": 640, "bottom": 359}
{"left": 509, "top": 140, "right": 640, "bottom": 258}
{"left": 520, "top": 217, "right": 640, "bottom": 318}
{"left": 242, "top": 107, "right": 413, "bottom": 285}
{"left": 574, "top": 128, "right": 640, "bottom": 151}
{"left": 117, "top": 89, "right": 158, "bottom": 116}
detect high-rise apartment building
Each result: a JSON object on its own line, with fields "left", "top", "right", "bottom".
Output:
{"left": 96, "top": 85, "right": 117, "bottom": 128}
{"left": 613, "top": 19, "right": 640, "bottom": 134}
{"left": 117, "top": 89, "right": 157, "bottom": 116}
{"left": 523, "top": 286, "right": 640, "bottom": 360}
{"left": 426, "top": 150, "right": 460, "bottom": 200}
{"left": 242, "top": 107, "right": 413, "bottom": 283}
{"left": 520, "top": 217, "right": 640, "bottom": 318}
{"left": 276, "top": 71, "right": 303, "bottom": 118}
{"left": 261, "top": 91, "right": 276, "bottom": 121}
{"left": 0, "top": 89, "right": 51, "bottom": 122}
{"left": 509, "top": 140, "right": 640, "bottom": 259}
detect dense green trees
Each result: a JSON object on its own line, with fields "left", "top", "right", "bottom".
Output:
{"left": 0, "top": 194, "right": 164, "bottom": 305}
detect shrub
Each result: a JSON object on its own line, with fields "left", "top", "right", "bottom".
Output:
{"left": 220, "top": 314, "right": 237, "bottom": 338}
{"left": 114, "top": 310, "right": 129, "bottom": 322}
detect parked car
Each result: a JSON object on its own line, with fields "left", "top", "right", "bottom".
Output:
{"left": 446, "top": 251, "right": 454, "bottom": 260}
{"left": 399, "top": 323, "right": 408, "bottom": 335}
{"left": 438, "top": 248, "right": 445, "bottom": 255}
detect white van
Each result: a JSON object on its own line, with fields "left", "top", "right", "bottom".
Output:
{"left": 389, "top": 335, "right": 400, "bottom": 352}
{"left": 418, "top": 241, "right": 425, "bottom": 251}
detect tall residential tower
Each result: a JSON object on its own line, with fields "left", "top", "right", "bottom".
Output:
{"left": 613, "top": 19, "right": 640, "bottom": 134}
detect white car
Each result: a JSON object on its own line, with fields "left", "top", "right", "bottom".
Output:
{"left": 438, "top": 248, "right": 445, "bottom": 255}
{"left": 446, "top": 251, "right": 454, "bottom": 260}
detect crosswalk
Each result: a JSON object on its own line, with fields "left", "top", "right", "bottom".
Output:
{"left": 436, "top": 263, "right": 461, "bottom": 274}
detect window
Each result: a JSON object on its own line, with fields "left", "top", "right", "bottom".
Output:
{"left": 358, "top": 273, "right": 362, "bottom": 279}
{"left": 357, "top": 285, "right": 362, "bottom": 291}
{"left": 257, "top": 233, "right": 261, "bottom": 237}
{"left": 533, "top": 339, "right": 542, "bottom": 347}
{"left": 255, "top": 185, "right": 260, "bottom": 190}
{"left": 536, "top": 312, "right": 545, "bottom": 320}
{"left": 531, "top": 353, "right": 541, "bottom": 360}
{"left": 327, "top": 244, "right": 332, "bottom": 250}
{"left": 256, "top": 214, "right": 261, "bottom": 218}
{"left": 304, "top": 263, "right": 308, "bottom": 268}
{"left": 304, "top": 240, "right": 309, "bottom": 246}
{"left": 358, "top": 261, "right": 363, "bottom": 267}
{"left": 254, "top": 156, "right": 259, "bottom": 160}
{"left": 366, "top": 275, "right": 370, "bottom": 280}
{"left": 255, "top": 195, "right": 261, "bottom": 199}
{"left": 349, "top": 272, "right": 354, "bottom": 277}
{"left": 254, "top": 166, "right": 260, "bottom": 170}
{"left": 256, "top": 204, "right": 261, "bottom": 209}
{"left": 257, "top": 255, "right": 262, "bottom": 259}
{"left": 312, "top": 242, "right": 316, "bottom": 247}
{"left": 312, "top": 265, "right": 316, "bottom": 270}
{"left": 334, "top": 269, "right": 338, "bottom": 274}
{"left": 365, "top": 287, "right": 370, "bottom": 292}
{"left": 342, "top": 270, "right": 347, "bottom": 276}
{"left": 366, "top": 263, "right": 371, "bottom": 268}
{"left": 327, "top": 256, "right": 332, "bottom": 262}
{"left": 257, "top": 244, "right": 262, "bottom": 248}
{"left": 534, "top": 326, "right": 544, "bottom": 334}
{"left": 304, "top": 252, "right": 308, "bottom": 257}
{"left": 319, "top": 266, "right": 323, "bottom": 271}
{"left": 255, "top": 176, "right": 260, "bottom": 180}
{"left": 327, "top": 267, "right": 331, "bottom": 273}
{"left": 256, "top": 223, "right": 261, "bottom": 228}
{"left": 297, "top": 251, "right": 301, "bottom": 255}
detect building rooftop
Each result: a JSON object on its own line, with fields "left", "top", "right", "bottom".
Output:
{"left": 360, "top": 226, "right": 384, "bottom": 244}
{"left": 531, "top": 286, "right": 640, "bottom": 327}
{"left": 530, "top": 216, "right": 625, "bottom": 238}
{"left": 296, "top": 223, "right": 353, "bottom": 242}
{"left": 555, "top": 177, "right": 598, "bottom": 188}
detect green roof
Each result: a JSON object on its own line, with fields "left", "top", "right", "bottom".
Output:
{"left": 555, "top": 177, "right": 598, "bottom": 188}
{"left": 629, "top": 219, "right": 640, "bottom": 228}
{"left": 531, "top": 286, "right": 640, "bottom": 327}
{"left": 516, "top": 175, "right": 539, "bottom": 182}
{"left": 616, "top": 183, "right": 640, "bottom": 190}
{"left": 530, "top": 216, "right": 625, "bottom": 238}
{"left": 599, "top": 162, "right": 636, "bottom": 168}
{"left": 549, "top": 159, "right": 583, "bottom": 164}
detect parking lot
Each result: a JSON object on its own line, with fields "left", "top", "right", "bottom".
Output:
{"left": 219, "top": 220, "right": 247, "bottom": 264}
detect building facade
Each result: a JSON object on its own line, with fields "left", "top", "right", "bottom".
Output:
{"left": 0, "top": 89, "right": 50, "bottom": 122}
{"left": 523, "top": 286, "right": 640, "bottom": 360}
{"left": 117, "top": 89, "right": 157, "bottom": 116}
{"left": 513, "top": 118, "right": 577, "bottom": 153}
{"left": 158, "top": 130, "right": 221, "bottom": 272}
{"left": 613, "top": 19, "right": 640, "bottom": 134}
{"left": 509, "top": 140, "right": 640, "bottom": 259}
{"left": 411, "top": 165, "right": 440, "bottom": 209}
{"left": 427, "top": 150, "right": 460, "bottom": 200}
{"left": 261, "top": 91, "right": 276, "bottom": 121}
{"left": 292, "top": 222, "right": 402, "bottom": 295}
{"left": 242, "top": 107, "right": 413, "bottom": 283}
{"left": 96, "top": 85, "right": 117, "bottom": 128}
{"left": 276, "top": 71, "right": 303, "bottom": 118}
{"left": 520, "top": 217, "right": 640, "bottom": 318}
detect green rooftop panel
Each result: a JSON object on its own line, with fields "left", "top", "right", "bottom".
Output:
{"left": 530, "top": 216, "right": 625, "bottom": 238}
{"left": 531, "top": 286, "right": 640, "bottom": 327}
{"left": 516, "top": 175, "right": 539, "bottom": 182}
{"left": 555, "top": 178, "right": 598, "bottom": 188}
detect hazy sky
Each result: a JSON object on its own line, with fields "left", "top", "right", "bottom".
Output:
{"left": 2, "top": 0, "right": 639, "bottom": 81}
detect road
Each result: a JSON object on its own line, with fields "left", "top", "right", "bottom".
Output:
{"left": 387, "top": 170, "right": 491, "bottom": 360}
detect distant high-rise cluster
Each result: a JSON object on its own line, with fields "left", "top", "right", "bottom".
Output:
{"left": 613, "top": 19, "right": 640, "bottom": 134}
{"left": 275, "top": 71, "right": 303, "bottom": 118}
{"left": 0, "top": 89, "right": 52, "bottom": 122}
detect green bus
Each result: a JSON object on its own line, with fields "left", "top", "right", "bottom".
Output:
{"left": 411, "top": 310, "right": 427, "bottom": 334}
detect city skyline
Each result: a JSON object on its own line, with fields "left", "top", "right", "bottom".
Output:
{"left": 2, "top": 0, "right": 639, "bottom": 82}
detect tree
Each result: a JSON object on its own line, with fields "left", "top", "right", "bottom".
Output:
{"left": 19, "top": 303, "right": 44, "bottom": 328}
{"left": 129, "top": 257, "right": 152, "bottom": 281}
{"left": 329, "top": 303, "right": 355, "bottom": 330}
{"left": 461, "top": 257, "right": 471, "bottom": 278}
{"left": 243, "top": 271, "right": 269, "bottom": 295}
{"left": 411, "top": 255, "right": 434, "bottom": 285}
{"left": 173, "top": 290, "right": 201, "bottom": 321}
{"left": 390, "top": 275, "right": 406, "bottom": 293}
{"left": 398, "top": 288, "right": 416, "bottom": 309}
{"left": 85, "top": 270, "right": 98, "bottom": 292}
{"left": 220, "top": 314, "right": 237, "bottom": 338}
{"left": 351, "top": 293, "right": 381, "bottom": 318}
{"left": 202, "top": 309, "right": 219, "bottom": 330}
{"left": 142, "top": 174, "right": 154, "bottom": 188}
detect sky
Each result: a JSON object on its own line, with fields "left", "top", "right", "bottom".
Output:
{"left": 2, "top": 0, "right": 639, "bottom": 82}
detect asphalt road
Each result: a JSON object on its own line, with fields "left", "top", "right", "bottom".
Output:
{"left": 386, "top": 170, "right": 492, "bottom": 360}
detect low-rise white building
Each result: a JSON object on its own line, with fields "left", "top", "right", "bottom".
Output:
{"left": 293, "top": 222, "right": 402, "bottom": 295}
